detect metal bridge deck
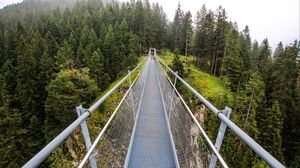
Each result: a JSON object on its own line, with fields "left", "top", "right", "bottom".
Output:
{"left": 127, "top": 59, "right": 177, "bottom": 168}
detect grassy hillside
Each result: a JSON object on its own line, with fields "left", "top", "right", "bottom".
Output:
{"left": 159, "top": 50, "right": 233, "bottom": 109}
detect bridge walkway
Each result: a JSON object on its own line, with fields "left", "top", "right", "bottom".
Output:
{"left": 126, "top": 58, "right": 177, "bottom": 168}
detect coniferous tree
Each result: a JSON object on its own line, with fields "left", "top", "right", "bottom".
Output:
{"left": 171, "top": 49, "right": 184, "bottom": 77}
{"left": 193, "top": 6, "right": 215, "bottom": 71}
{"left": 257, "top": 39, "right": 271, "bottom": 79}
{"left": 103, "top": 25, "right": 120, "bottom": 81}
{"left": 252, "top": 40, "right": 259, "bottom": 70}
{"left": 55, "top": 40, "right": 74, "bottom": 70}
{"left": 221, "top": 25, "right": 242, "bottom": 91}
{"left": 239, "top": 26, "right": 252, "bottom": 83}
{"left": 133, "top": 0, "right": 145, "bottom": 51}
{"left": 182, "top": 11, "right": 193, "bottom": 56}
{"left": 233, "top": 71, "right": 264, "bottom": 166}
{"left": 211, "top": 6, "right": 227, "bottom": 76}
{"left": 172, "top": 3, "right": 184, "bottom": 52}
{"left": 85, "top": 48, "right": 110, "bottom": 90}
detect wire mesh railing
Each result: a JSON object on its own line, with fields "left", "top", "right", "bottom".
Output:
{"left": 154, "top": 55, "right": 228, "bottom": 168}
{"left": 23, "top": 56, "right": 148, "bottom": 168}
{"left": 155, "top": 52, "right": 285, "bottom": 168}
{"left": 78, "top": 56, "right": 151, "bottom": 168}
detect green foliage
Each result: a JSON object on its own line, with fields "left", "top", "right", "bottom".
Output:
{"left": 85, "top": 48, "right": 110, "bottom": 90}
{"left": 266, "top": 41, "right": 300, "bottom": 165}
{"left": 171, "top": 49, "right": 185, "bottom": 77}
{"left": 55, "top": 40, "right": 74, "bottom": 70}
{"left": 0, "top": 107, "right": 24, "bottom": 167}
{"left": 257, "top": 39, "right": 272, "bottom": 79}
{"left": 225, "top": 71, "right": 265, "bottom": 166}
{"left": 221, "top": 27, "right": 243, "bottom": 91}
{"left": 103, "top": 25, "right": 119, "bottom": 80}
{"left": 44, "top": 68, "right": 98, "bottom": 141}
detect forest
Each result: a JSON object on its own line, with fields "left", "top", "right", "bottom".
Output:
{"left": 0, "top": 0, "right": 299, "bottom": 167}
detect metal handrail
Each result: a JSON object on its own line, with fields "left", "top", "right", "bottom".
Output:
{"left": 23, "top": 59, "right": 145, "bottom": 168}
{"left": 155, "top": 58, "right": 228, "bottom": 168}
{"left": 156, "top": 56, "right": 285, "bottom": 168}
{"left": 78, "top": 56, "right": 149, "bottom": 168}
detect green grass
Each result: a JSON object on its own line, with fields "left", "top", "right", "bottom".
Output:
{"left": 160, "top": 50, "right": 233, "bottom": 108}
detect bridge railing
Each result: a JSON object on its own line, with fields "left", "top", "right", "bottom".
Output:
{"left": 155, "top": 54, "right": 285, "bottom": 168}
{"left": 23, "top": 56, "right": 148, "bottom": 168}
{"left": 78, "top": 55, "right": 151, "bottom": 168}
{"left": 155, "top": 55, "right": 228, "bottom": 168}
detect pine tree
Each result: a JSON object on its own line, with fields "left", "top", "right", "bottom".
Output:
{"left": 252, "top": 40, "right": 259, "bottom": 70}
{"left": 211, "top": 6, "right": 227, "bottom": 76}
{"left": 182, "top": 11, "right": 193, "bottom": 56}
{"left": 55, "top": 40, "right": 74, "bottom": 70}
{"left": 280, "top": 42, "right": 300, "bottom": 166}
{"left": 193, "top": 6, "right": 215, "bottom": 72}
{"left": 171, "top": 49, "right": 184, "bottom": 77}
{"left": 257, "top": 39, "right": 271, "bottom": 79}
{"left": 16, "top": 34, "right": 38, "bottom": 114}
{"left": 76, "top": 43, "right": 85, "bottom": 68}
{"left": 239, "top": 26, "right": 252, "bottom": 83}
{"left": 0, "top": 107, "right": 23, "bottom": 167}
{"left": 172, "top": 3, "right": 184, "bottom": 52}
{"left": 85, "top": 48, "right": 110, "bottom": 90}
{"left": 116, "top": 19, "right": 138, "bottom": 69}
{"left": 221, "top": 25, "right": 242, "bottom": 91}
{"left": 233, "top": 71, "right": 264, "bottom": 166}
{"left": 103, "top": 25, "right": 120, "bottom": 81}
{"left": 262, "top": 41, "right": 298, "bottom": 165}
{"left": 133, "top": 0, "right": 145, "bottom": 50}
{"left": 0, "top": 61, "right": 24, "bottom": 167}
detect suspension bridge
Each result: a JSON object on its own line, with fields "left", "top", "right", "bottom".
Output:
{"left": 23, "top": 49, "right": 285, "bottom": 168}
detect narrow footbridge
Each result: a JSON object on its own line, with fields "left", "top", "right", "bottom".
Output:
{"left": 23, "top": 49, "right": 285, "bottom": 168}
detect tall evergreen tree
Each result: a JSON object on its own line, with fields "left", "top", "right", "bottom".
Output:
{"left": 232, "top": 71, "right": 265, "bottom": 167}
{"left": 221, "top": 25, "right": 242, "bottom": 91}
{"left": 182, "top": 11, "right": 193, "bottom": 56}
{"left": 239, "top": 26, "right": 252, "bottom": 83}
{"left": 55, "top": 40, "right": 74, "bottom": 70}
{"left": 103, "top": 25, "right": 120, "bottom": 81}
{"left": 171, "top": 49, "right": 184, "bottom": 77}
{"left": 85, "top": 48, "right": 110, "bottom": 90}
{"left": 172, "top": 3, "right": 184, "bottom": 52}
{"left": 210, "top": 6, "right": 227, "bottom": 76}
{"left": 257, "top": 38, "right": 271, "bottom": 79}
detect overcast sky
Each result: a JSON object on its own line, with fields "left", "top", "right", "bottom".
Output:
{"left": 1, "top": 0, "right": 299, "bottom": 51}
{"left": 146, "top": 0, "right": 299, "bottom": 51}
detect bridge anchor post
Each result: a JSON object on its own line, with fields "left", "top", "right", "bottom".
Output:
{"left": 209, "top": 106, "right": 231, "bottom": 168}
{"left": 76, "top": 105, "right": 97, "bottom": 168}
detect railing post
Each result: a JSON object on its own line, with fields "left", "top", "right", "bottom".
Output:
{"left": 76, "top": 105, "right": 97, "bottom": 168}
{"left": 209, "top": 106, "right": 231, "bottom": 168}
{"left": 168, "top": 71, "right": 178, "bottom": 120}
